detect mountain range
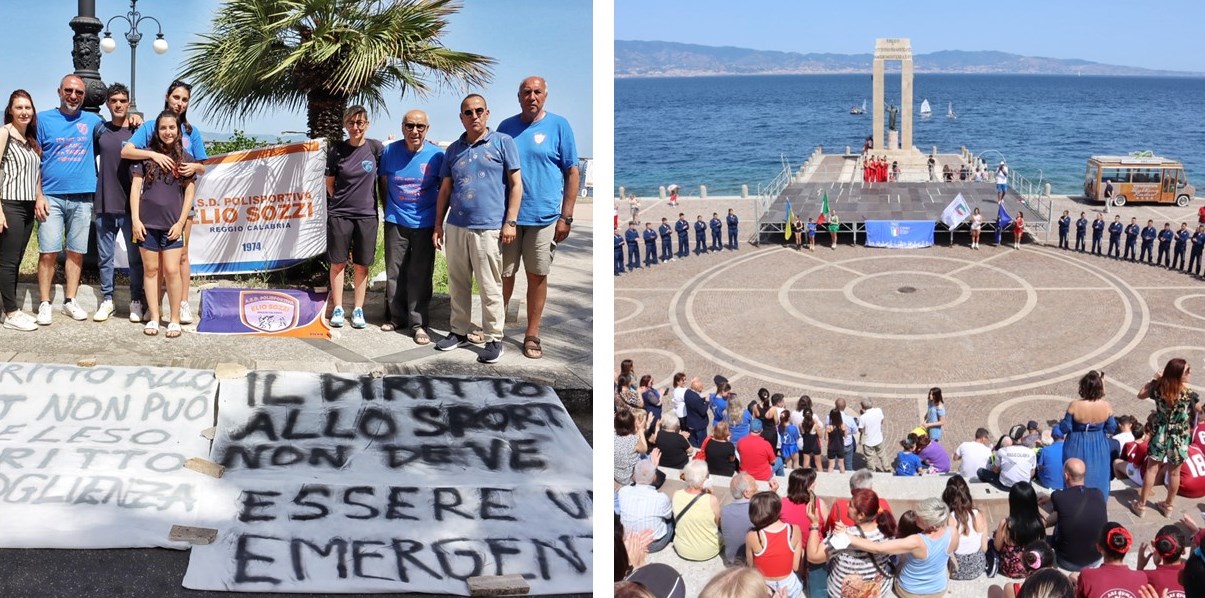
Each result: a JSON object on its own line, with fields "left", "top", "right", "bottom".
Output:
{"left": 616, "top": 40, "right": 1203, "bottom": 78}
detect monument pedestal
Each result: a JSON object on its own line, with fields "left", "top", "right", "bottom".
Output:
{"left": 887, "top": 130, "right": 899, "bottom": 151}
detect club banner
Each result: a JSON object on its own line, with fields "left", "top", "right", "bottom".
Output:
{"left": 865, "top": 220, "right": 935, "bottom": 248}
{"left": 0, "top": 363, "right": 218, "bottom": 549}
{"left": 195, "top": 288, "right": 330, "bottom": 338}
{"left": 183, "top": 373, "right": 593, "bottom": 595}
{"left": 188, "top": 140, "right": 329, "bottom": 275}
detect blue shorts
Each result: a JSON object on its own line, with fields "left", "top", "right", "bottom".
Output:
{"left": 996, "top": 183, "right": 1007, "bottom": 194}
{"left": 37, "top": 193, "right": 94, "bottom": 254}
{"left": 139, "top": 228, "right": 185, "bottom": 251}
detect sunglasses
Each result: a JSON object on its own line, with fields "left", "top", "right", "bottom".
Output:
{"left": 461, "top": 107, "right": 486, "bottom": 117}
{"left": 63, "top": 88, "right": 84, "bottom": 96}
{"left": 346, "top": 120, "right": 368, "bottom": 127}
{"left": 403, "top": 123, "right": 427, "bottom": 131}
{"left": 170, "top": 80, "right": 192, "bottom": 92}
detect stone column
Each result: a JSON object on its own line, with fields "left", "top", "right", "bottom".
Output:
{"left": 872, "top": 59, "right": 884, "bottom": 151}
{"left": 901, "top": 58, "right": 914, "bottom": 151}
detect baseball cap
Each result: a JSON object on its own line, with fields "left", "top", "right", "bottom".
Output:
{"left": 1027, "top": 420, "right": 1039, "bottom": 430}
{"left": 751, "top": 419, "right": 763, "bottom": 433}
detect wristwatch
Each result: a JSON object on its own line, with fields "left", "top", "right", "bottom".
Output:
{"left": 505, "top": 220, "right": 517, "bottom": 227}
{"left": 559, "top": 215, "right": 574, "bottom": 224}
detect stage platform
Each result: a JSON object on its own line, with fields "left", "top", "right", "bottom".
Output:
{"left": 755, "top": 181, "right": 1050, "bottom": 244}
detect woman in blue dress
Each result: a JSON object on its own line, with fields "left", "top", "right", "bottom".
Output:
{"left": 1058, "top": 370, "right": 1117, "bottom": 497}
{"left": 921, "top": 387, "right": 946, "bottom": 442}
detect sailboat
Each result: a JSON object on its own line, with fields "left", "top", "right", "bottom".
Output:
{"left": 849, "top": 99, "right": 865, "bottom": 115}
{"left": 919, "top": 98, "right": 932, "bottom": 117}
{"left": 947, "top": 102, "right": 957, "bottom": 119}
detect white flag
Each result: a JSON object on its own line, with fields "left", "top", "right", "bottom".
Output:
{"left": 941, "top": 193, "right": 971, "bottom": 229}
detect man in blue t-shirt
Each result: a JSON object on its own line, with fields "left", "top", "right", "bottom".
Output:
{"left": 92, "top": 83, "right": 145, "bottom": 324}
{"left": 496, "top": 77, "right": 578, "bottom": 360}
{"left": 1172, "top": 222, "right": 1191, "bottom": 271}
{"left": 379, "top": 110, "right": 443, "bottom": 342}
{"left": 674, "top": 213, "right": 689, "bottom": 257}
{"left": 1140, "top": 220, "right": 1157, "bottom": 263}
{"left": 34, "top": 75, "right": 105, "bottom": 325}
{"left": 642, "top": 223, "right": 658, "bottom": 266}
{"left": 1035, "top": 426, "right": 1065, "bottom": 490}
{"left": 433, "top": 95, "right": 521, "bottom": 364}
{"left": 1057, "top": 210, "right": 1071, "bottom": 250}
{"left": 1123, "top": 217, "right": 1140, "bottom": 262}
{"left": 694, "top": 215, "right": 707, "bottom": 254}
{"left": 1106, "top": 216, "right": 1123, "bottom": 259}
{"left": 1090, "top": 214, "right": 1105, "bottom": 255}
{"left": 624, "top": 222, "right": 641, "bottom": 271}
{"left": 1189, "top": 224, "right": 1205, "bottom": 276}
{"left": 658, "top": 217, "right": 673, "bottom": 262}
{"left": 1074, "top": 213, "right": 1088, "bottom": 253}
{"left": 1157, "top": 222, "right": 1174, "bottom": 268}
{"left": 708, "top": 212, "right": 722, "bottom": 251}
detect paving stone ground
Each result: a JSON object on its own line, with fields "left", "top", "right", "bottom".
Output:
{"left": 617, "top": 194, "right": 1205, "bottom": 597}
{"left": 0, "top": 204, "right": 593, "bottom": 598}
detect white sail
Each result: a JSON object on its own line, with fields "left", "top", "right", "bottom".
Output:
{"left": 920, "top": 99, "right": 932, "bottom": 114}
{"left": 947, "top": 102, "right": 956, "bottom": 119}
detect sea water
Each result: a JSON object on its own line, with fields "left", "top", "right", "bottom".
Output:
{"left": 615, "top": 74, "right": 1205, "bottom": 196}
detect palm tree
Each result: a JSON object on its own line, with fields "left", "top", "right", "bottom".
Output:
{"left": 180, "top": 0, "right": 494, "bottom": 142}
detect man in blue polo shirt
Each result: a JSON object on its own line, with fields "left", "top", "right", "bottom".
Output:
{"left": 35, "top": 75, "right": 105, "bottom": 325}
{"left": 378, "top": 109, "right": 443, "bottom": 344}
{"left": 674, "top": 213, "right": 689, "bottom": 258}
{"left": 1189, "top": 224, "right": 1205, "bottom": 276}
{"left": 708, "top": 212, "right": 722, "bottom": 251}
{"left": 1172, "top": 222, "right": 1191, "bottom": 271}
{"left": 433, "top": 95, "right": 521, "bottom": 364}
{"left": 497, "top": 77, "right": 578, "bottom": 360}
{"left": 726, "top": 208, "right": 739, "bottom": 249}
{"left": 658, "top": 217, "right": 673, "bottom": 262}
{"left": 1140, "top": 220, "right": 1157, "bottom": 263}
{"left": 1157, "top": 222, "right": 1174, "bottom": 268}
{"left": 1123, "top": 217, "right": 1140, "bottom": 262}
{"left": 1106, "top": 215, "right": 1123, "bottom": 259}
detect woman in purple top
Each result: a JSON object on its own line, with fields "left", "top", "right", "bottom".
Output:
{"left": 130, "top": 111, "right": 196, "bottom": 338}
{"left": 917, "top": 433, "right": 951, "bottom": 473}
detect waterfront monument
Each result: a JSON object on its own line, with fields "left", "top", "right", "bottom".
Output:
{"left": 872, "top": 38, "right": 913, "bottom": 151}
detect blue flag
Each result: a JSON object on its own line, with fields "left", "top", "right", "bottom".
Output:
{"left": 997, "top": 203, "right": 1012, "bottom": 228}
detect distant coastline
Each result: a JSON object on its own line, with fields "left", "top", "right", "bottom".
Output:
{"left": 615, "top": 40, "right": 1205, "bottom": 79}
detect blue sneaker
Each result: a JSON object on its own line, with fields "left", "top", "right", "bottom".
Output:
{"left": 351, "top": 307, "right": 366, "bottom": 329}
{"left": 329, "top": 306, "right": 345, "bottom": 328}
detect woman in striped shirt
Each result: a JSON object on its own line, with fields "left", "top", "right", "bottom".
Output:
{"left": 0, "top": 90, "right": 41, "bottom": 332}
{"left": 808, "top": 488, "right": 896, "bottom": 598}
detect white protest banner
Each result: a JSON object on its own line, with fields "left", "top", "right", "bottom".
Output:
{"left": 184, "top": 373, "right": 593, "bottom": 595}
{"left": 0, "top": 363, "right": 218, "bottom": 549}
{"left": 940, "top": 192, "right": 971, "bottom": 229}
{"left": 189, "top": 140, "right": 328, "bottom": 275}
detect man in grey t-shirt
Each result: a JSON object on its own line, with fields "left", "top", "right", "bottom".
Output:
{"left": 719, "top": 473, "right": 768, "bottom": 565}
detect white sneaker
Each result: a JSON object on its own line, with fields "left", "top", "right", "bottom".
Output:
{"left": 93, "top": 299, "right": 115, "bottom": 322}
{"left": 129, "top": 300, "right": 144, "bottom": 323}
{"left": 36, "top": 302, "right": 52, "bottom": 325}
{"left": 3, "top": 311, "right": 37, "bottom": 332}
{"left": 62, "top": 300, "right": 87, "bottom": 321}
{"left": 179, "top": 301, "right": 194, "bottom": 325}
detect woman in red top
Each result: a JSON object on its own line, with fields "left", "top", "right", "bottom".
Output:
{"left": 1013, "top": 211, "right": 1025, "bottom": 249}
{"left": 746, "top": 491, "right": 804, "bottom": 598}
{"left": 1137, "top": 525, "right": 1187, "bottom": 597}
{"left": 1075, "top": 523, "right": 1148, "bottom": 598}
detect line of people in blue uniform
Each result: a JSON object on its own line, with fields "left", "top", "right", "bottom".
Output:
{"left": 615, "top": 209, "right": 740, "bottom": 275}
{"left": 1056, "top": 210, "right": 1205, "bottom": 275}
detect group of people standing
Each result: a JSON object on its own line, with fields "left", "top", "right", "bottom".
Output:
{"left": 862, "top": 155, "right": 896, "bottom": 183}
{"left": 0, "top": 75, "right": 206, "bottom": 336}
{"left": 1057, "top": 210, "right": 1205, "bottom": 276}
{"left": 614, "top": 209, "right": 739, "bottom": 275}
{"left": 0, "top": 75, "right": 579, "bottom": 363}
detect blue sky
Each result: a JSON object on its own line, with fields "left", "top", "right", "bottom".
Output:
{"left": 616, "top": 0, "right": 1205, "bottom": 73}
{"left": 0, "top": 0, "right": 592, "bottom": 152}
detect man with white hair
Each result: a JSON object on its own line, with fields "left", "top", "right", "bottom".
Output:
{"left": 719, "top": 472, "right": 757, "bottom": 565}
{"left": 859, "top": 398, "right": 887, "bottom": 472}
{"left": 617, "top": 459, "right": 674, "bottom": 553}
{"left": 825, "top": 469, "right": 893, "bottom": 528}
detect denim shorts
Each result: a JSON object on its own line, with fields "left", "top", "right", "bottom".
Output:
{"left": 139, "top": 228, "right": 185, "bottom": 251}
{"left": 38, "top": 193, "right": 94, "bottom": 254}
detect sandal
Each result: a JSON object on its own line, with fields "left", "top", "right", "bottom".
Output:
{"left": 413, "top": 327, "right": 431, "bottom": 345}
{"left": 1129, "top": 499, "right": 1146, "bottom": 518}
{"left": 1155, "top": 501, "right": 1175, "bottom": 518}
{"left": 143, "top": 321, "right": 160, "bottom": 336}
{"left": 166, "top": 323, "right": 182, "bottom": 339}
{"left": 380, "top": 322, "right": 397, "bottom": 332}
{"left": 522, "top": 336, "right": 543, "bottom": 359}
{"left": 467, "top": 329, "right": 486, "bottom": 344}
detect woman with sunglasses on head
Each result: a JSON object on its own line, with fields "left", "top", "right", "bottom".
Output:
{"left": 0, "top": 90, "right": 42, "bottom": 332}
{"left": 1057, "top": 370, "right": 1118, "bottom": 499}
{"left": 122, "top": 81, "right": 207, "bottom": 326}
{"left": 1136, "top": 358, "right": 1197, "bottom": 517}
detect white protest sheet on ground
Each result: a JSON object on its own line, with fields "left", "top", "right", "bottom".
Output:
{"left": 0, "top": 363, "right": 218, "bottom": 549}
{"left": 188, "top": 140, "right": 328, "bottom": 275}
{"left": 183, "top": 373, "right": 593, "bottom": 595}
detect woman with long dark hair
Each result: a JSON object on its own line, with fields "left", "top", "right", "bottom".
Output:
{"left": 1136, "top": 358, "right": 1196, "bottom": 517}
{"left": 745, "top": 491, "right": 803, "bottom": 598}
{"left": 122, "top": 80, "right": 207, "bottom": 325}
{"left": 826, "top": 409, "right": 845, "bottom": 473}
{"left": 779, "top": 467, "right": 828, "bottom": 595}
{"left": 921, "top": 387, "right": 946, "bottom": 442}
{"left": 991, "top": 482, "right": 1044, "bottom": 579}
{"left": 1058, "top": 370, "right": 1118, "bottom": 498}
{"left": 759, "top": 392, "right": 782, "bottom": 453}
{"left": 844, "top": 497, "right": 958, "bottom": 597}
{"left": 0, "top": 90, "right": 41, "bottom": 332}
{"left": 130, "top": 111, "right": 197, "bottom": 338}
{"left": 944, "top": 475, "right": 988, "bottom": 580}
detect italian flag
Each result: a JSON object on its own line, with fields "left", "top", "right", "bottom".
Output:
{"left": 816, "top": 190, "right": 830, "bottom": 225}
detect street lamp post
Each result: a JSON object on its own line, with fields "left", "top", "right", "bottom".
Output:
{"left": 69, "top": 0, "right": 106, "bottom": 113}
{"left": 100, "top": 0, "right": 168, "bottom": 114}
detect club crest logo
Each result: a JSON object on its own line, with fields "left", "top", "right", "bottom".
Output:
{"left": 361, "top": 160, "right": 374, "bottom": 173}
{"left": 75, "top": 122, "right": 89, "bottom": 135}
{"left": 239, "top": 291, "right": 300, "bottom": 333}
{"left": 533, "top": 133, "right": 546, "bottom": 145}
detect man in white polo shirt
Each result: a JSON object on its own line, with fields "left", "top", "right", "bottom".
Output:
{"left": 955, "top": 427, "right": 994, "bottom": 481}
{"left": 858, "top": 398, "right": 887, "bottom": 472}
